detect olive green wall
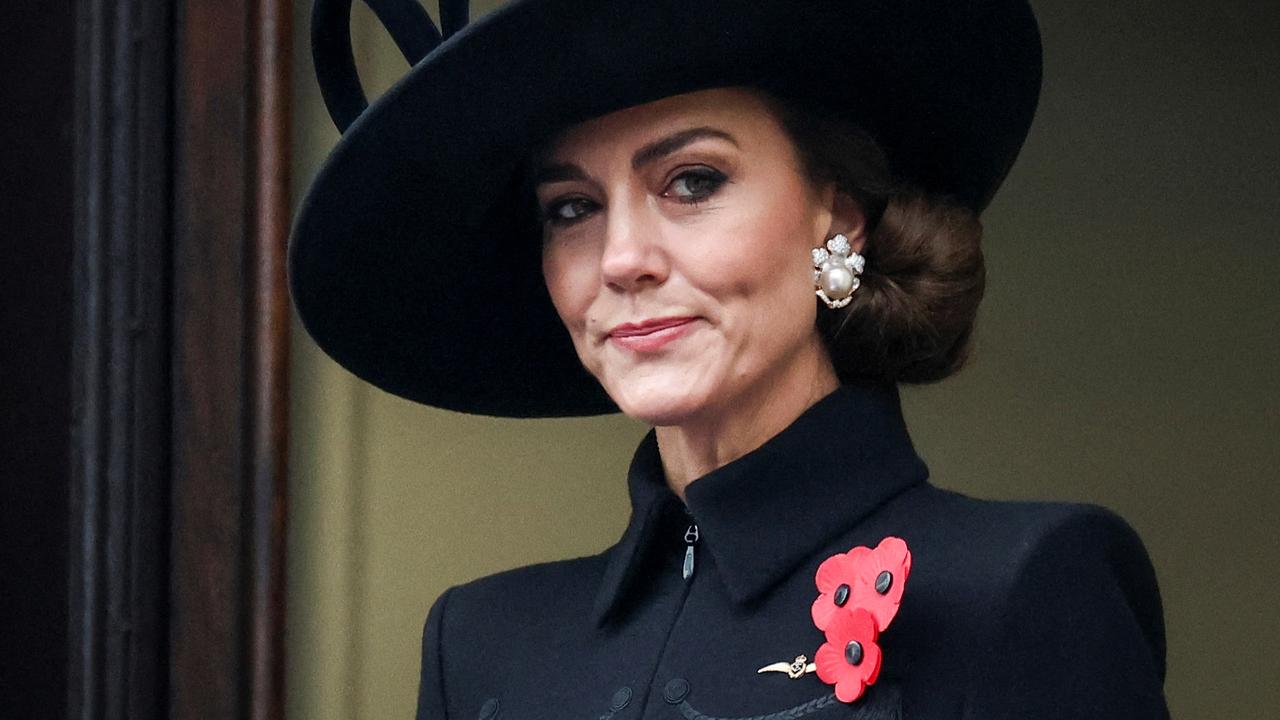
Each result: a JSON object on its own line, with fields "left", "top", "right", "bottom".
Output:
{"left": 287, "top": 2, "right": 1280, "bottom": 718}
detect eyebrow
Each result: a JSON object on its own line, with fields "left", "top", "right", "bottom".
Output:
{"left": 532, "top": 126, "right": 739, "bottom": 187}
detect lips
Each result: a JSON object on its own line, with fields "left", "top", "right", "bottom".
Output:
{"left": 608, "top": 316, "right": 698, "bottom": 338}
{"left": 606, "top": 316, "right": 699, "bottom": 353}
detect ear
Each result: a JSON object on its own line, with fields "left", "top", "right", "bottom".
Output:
{"left": 821, "top": 185, "right": 868, "bottom": 254}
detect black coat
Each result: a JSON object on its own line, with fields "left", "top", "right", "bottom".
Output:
{"left": 415, "top": 380, "right": 1169, "bottom": 719}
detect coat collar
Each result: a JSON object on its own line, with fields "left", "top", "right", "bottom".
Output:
{"left": 592, "top": 378, "right": 930, "bottom": 627}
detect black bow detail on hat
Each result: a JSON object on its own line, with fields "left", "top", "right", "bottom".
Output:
{"left": 312, "top": 0, "right": 470, "bottom": 133}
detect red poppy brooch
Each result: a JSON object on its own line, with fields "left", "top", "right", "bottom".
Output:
{"left": 811, "top": 536, "right": 911, "bottom": 703}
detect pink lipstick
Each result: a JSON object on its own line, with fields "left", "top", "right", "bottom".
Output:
{"left": 608, "top": 316, "right": 698, "bottom": 353}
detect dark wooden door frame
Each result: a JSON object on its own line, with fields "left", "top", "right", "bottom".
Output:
{"left": 70, "top": 1, "right": 291, "bottom": 718}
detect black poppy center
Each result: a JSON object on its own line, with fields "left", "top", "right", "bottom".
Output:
{"left": 844, "top": 640, "right": 864, "bottom": 666}
{"left": 875, "top": 570, "right": 893, "bottom": 595}
{"left": 833, "top": 583, "right": 851, "bottom": 606}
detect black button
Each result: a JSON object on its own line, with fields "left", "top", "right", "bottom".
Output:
{"left": 875, "top": 570, "right": 893, "bottom": 595}
{"left": 478, "top": 698, "right": 500, "bottom": 720}
{"left": 844, "top": 640, "right": 864, "bottom": 666}
{"left": 664, "top": 678, "right": 690, "bottom": 704}
{"left": 610, "top": 687, "right": 632, "bottom": 711}
{"left": 833, "top": 583, "right": 851, "bottom": 606}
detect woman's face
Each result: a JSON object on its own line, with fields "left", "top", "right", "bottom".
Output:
{"left": 536, "top": 87, "right": 859, "bottom": 426}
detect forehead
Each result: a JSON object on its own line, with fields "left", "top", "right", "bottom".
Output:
{"left": 543, "top": 86, "right": 783, "bottom": 160}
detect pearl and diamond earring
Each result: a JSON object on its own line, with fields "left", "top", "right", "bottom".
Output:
{"left": 812, "top": 234, "right": 866, "bottom": 309}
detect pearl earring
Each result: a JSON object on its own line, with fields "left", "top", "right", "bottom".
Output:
{"left": 812, "top": 234, "right": 866, "bottom": 309}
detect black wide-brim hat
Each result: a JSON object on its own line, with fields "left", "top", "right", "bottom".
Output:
{"left": 289, "top": 0, "right": 1042, "bottom": 418}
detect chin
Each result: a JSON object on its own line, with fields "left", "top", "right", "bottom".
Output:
{"left": 604, "top": 377, "right": 717, "bottom": 427}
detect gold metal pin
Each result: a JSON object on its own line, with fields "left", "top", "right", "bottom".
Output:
{"left": 756, "top": 655, "right": 816, "bottom": 680}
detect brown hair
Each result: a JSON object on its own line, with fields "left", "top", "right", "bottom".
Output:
{"left": 758, "top": 90, "right": 987, "bottom": 384}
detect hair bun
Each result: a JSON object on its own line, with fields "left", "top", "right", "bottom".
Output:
{"left": 820, "top": 190, "right": 986, "bottom": 384}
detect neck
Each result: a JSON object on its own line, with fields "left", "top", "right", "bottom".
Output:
{"left": 654, "top": 343, "right": 840, "bottom": 502}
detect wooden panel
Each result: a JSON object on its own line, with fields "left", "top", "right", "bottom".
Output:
{"left": 247, "top": 5, "right": 294, "bottom": 718}
{"left": 170, "top": 0, "right": 291, "bottom": 718}
{"left": 70, "top": 0, "right": 291, "bottom": 718}
{"left": 69, "top": 1, "right": 174, "bottom": 718}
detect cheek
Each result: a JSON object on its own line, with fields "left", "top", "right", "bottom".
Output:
{"left": 540, "top": 241, "right": 594, "bottom": 331}
{"left": 681, "top": 182, "right": 819, "bottom": 366}
{"left": 697, "top": 185, "right": 816, "bottom": 303}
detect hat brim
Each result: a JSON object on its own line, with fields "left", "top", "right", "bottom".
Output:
{"left": 288, "top": 0, "right": 1042, "bottom": 417}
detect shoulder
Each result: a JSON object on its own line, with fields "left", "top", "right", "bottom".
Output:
{"left": 444, "top": 551, "right": 608, "bottom": 619}
{"left": 424, "top": 549, "right": 608, "bottom": 648}
{"left": 892, "top": 487, "right": 1168, "bottom": 718}
{"left": 415, "top": 552, "right": 609, "bottom": 719}
{"left": 894, "top": 481, "right": 1148, "bottom": 548}
{"left": 888, "top": 484, "right": 1157, "bottom": 589}
{"left": 898, "top": 486, "right": 1165, "bottom": 655}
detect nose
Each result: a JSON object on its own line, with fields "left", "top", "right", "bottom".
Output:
{"left": 598, "top": 197, "right": 668, "bottom": 292}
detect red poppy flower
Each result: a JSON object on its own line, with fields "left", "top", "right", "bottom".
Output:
{"left": 814, "top": 607, "right": 883, "bottom": 703}
{"left": 811, "top": 536, "right": 911, "bottom": 632}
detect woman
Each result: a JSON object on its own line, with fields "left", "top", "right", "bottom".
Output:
{"left": 290, "top": 1, "right": 1169, "bottom": 718}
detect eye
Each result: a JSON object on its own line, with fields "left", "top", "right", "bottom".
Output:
{"left": 662, "top": 167, "right": 728, "bottom": 204}
{"left": 541, "top": 196, "right": 598, "bottom": 226}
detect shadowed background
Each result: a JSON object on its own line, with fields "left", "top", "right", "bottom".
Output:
{"left": 286, "top": 1, "right": 1280, "bottom": 717}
